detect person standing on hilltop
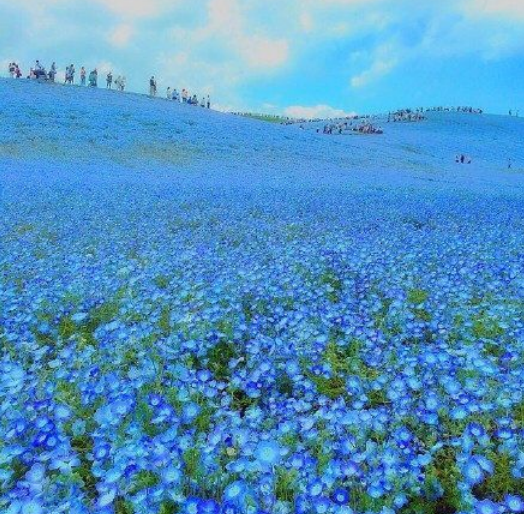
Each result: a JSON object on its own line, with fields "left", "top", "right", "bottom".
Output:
{"left": 106, "top": 71, "right": 113, "bottom": 89}
{"left": 167, "top": 87, "right": 172, "bottom": 100}
{"left": 207, "top": 95, "right": 211, "bottom": 109}
{"left": 80, "top": 67, "right": 86, "bottom": 86}
{"left": 69, "top": 64, "right": 76, "bottom": 84}
{"left": 89, "top": 68, "right": 98, "bottom": 87}
{"left": 49, "top": 62, "right": 57, "bottom": 82}
{"left": 149, "top": 76, "right": 157, "bottom": 97}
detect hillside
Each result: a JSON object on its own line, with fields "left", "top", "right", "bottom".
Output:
{"left": 1, "top": 78, "right": 522, "bottom": 186}
{"left": 1, "top": 78, "right": 524, "bottom": 514}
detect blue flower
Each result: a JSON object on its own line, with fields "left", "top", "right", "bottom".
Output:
{"left": 506, "top": 495, "right": 524, "bottom": 513}
{"left": 224, "top": 481, "right": 247, "bottom": 504}
{"left": 475, "top": 499, "right": 501, "bottom": 514}
{"left": 182, "top": 402, "right": 201, "bottom": 423}
{"left": 20, "top": 500, "right": 44, "bottom": 514}
{"left": 463, "top": 458, "right": 484, "bottom": 485}
{"left": 254, "top": 441, "right": 281, "bottom": 468}
{"left": 182, "top": 497, "right": 201, "bottom": 514}
{"left": 331, "top": 488, "right": 350, "bottom": 505}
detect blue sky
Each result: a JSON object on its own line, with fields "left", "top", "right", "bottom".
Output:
{"left": 1, "top": 0, "right": 523, "bottom": 116}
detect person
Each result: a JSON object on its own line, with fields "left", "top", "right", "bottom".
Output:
{"left": 508, "top": 158, "right": 512, "bottom": 170}
{"left": 120, "top": 76, "right": 126, "bottom": 91}
{"left": 166, "top": 87, "right": 172, "bottom": 100}
{"left": 9, "top": 62, "right": 16, "bottom": 78}
{"left": 191, "top": 94, "right": 198, "bottom": 105}
{"left": 34, "top": 60, "right": 46, "bottom": 80}
{"left": 172, "top": 88, "right": 179, "bottom": 101}
{"left": 207, "top": 95, "right": 210, "bottom": 109}
{"left": 15, "top": 64, "right": 22, "bottom": 79}
{"left": 69, "top": 64, "right": 75, "bottom": 84}
{"left": 49, "top": 62, "right": 57, "bottom": 82}
{"left": 200, "top": 97, "right": 206, "bottom": 108}
{"left": 80, "top": 67, "right": 86, "bottom": 86}
{"left": 182, "top": 89, "right": 188, "bottom": 103}
{"left": 106, "top": 71, "right": 113, "bottom": 89}
{"left": 88, "top": 69, "right": 98, "bottom": 87}
{"left": 149, "top": 76, "right": 157, "bottom": 97}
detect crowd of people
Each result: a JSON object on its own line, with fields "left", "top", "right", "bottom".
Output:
{"left": 425, "top": 106, "right": 484, "bottom": 114}
{"left": 320, "top": 120, "right": 383, "bottom": 135}
{"left": 148, "top": 76, "right": 211, "bottom": 108}
{"left": 455, "top": 154, "right": 472, "bottom": 165}
{"left": 388, "top": 109, "right": 426, "bottom": 123}
{"left": 8, "top": 60, "right": 127, "bottom": 91}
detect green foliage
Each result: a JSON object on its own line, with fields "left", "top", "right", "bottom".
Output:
{"left": 159, "top": 501, "right": 179, "bottom": 514}
{"left": 154, "top": 274, "right": 170, "bottom": 289}
{"left": 320, "top": 268, "right": 344, "bottom": 303}
{"left": 115, "top": 498, "right": 135, "bottom": 514}
{"left": 367, "top": 388, "right": 389, "bottom": 407}
{"left": 183, "top": 448, "right": 202, "bottom": 481}
{"left": 58, "top": 300, "right": 120, "bottom": 348}
{"left": 407, "top": 289, "right": 429, "bottom": 305}
{"left": 309, "top": 374, "right": 346, "bottom": 400}
{"left": 230, "top": 388, "right": 258, "bottom": 413}
{"left": 206, "top": 341, "right": 237, "bottom": 381}
{"left": 472, "top": 317, "right": 504, "bottom": 340}
{"left": 513, "top": 401, "right": 524, "bottom": 429}
{"left": 275, "top": 468, "right": 298, "bottom": 502}
{"left": 129, "top": 470, "right": 160, "bottom": 495}
{"left": 473, "top": 451, "right": 524, "bottom": 501}
{"left": 70, "top": 434, "right": 97, "bottom": 500}
{"left": 276, "top": 372, "right": 295, "bottom": 397}
{"left": 158, "top": 305, "right": 172, "bottom": 335}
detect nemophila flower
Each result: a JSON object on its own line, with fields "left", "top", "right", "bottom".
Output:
{"left": 25, "top": 463, "right": 46, "bottom": 486}
{"left": 161, "top": 466, "right": 182, "bottom": 485}
{"left": 20, "top": 500, "right": 44, "bottom": 514}
{"left": 254, "top": 441, "right": 281, "bottom": 468}
{"left": 182, "top": 402, "right": 201, "bottom": 423}
{"left": 200, "top": 499, "right": 220, "bottom": 514}
{"left": 331, "top": 488, "right": 350, "bottom": 505}
{"left": 312, "top": 496, "right": 331, "bottom": 513}
{"left": 308, "top": 479, "right": 323, "bottom": 497}
{"left": 368, "top": 482, "right": 385, "bottom": 499}
{"left": 475, "top": 499, "right": 501, "bottom": 514}
{"left": 462, "top": 457, "right": 486, "bottom": 486}
{"left": 505, "top": 495, "right": 524, "bottom": 513}
{"left": 71, "top": 312, "right": 88, "bottom": 323}
{"left": 182, "top": 497, "right": 201, "bottom": 514}
{"left": 97, "top": 487, "right": 117, "bottom": 508}
{"left": 224, "top": 481, "right": 248, "bottom": 504}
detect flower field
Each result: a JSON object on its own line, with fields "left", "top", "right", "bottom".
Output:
{"left": 1, "top": 78, "right": 524, "bottom": 514}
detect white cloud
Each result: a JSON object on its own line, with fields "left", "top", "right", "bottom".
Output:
{"left": 465, "top": 0, "right": 524, "bottom": 19}
{"left": 350, "top": 43, "right": 400, "bottom": 87}
{"left": 109, "top": 24, "right": 133, "bottom": 47}
{"left": 299, "top": 11, "right": 314, "bottom": 32}
{"left": 239, "top": 36, "right": 289, "bottom": 69}
{"left": 92, "top": 0, "right": 172, "bottom": 18}
{"left": 284, "top": 104, "right": 357, "bottom": 119}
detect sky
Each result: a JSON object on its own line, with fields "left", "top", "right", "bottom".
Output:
{"left": 1, "top": 0, "right": 523, "bottom": 117}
